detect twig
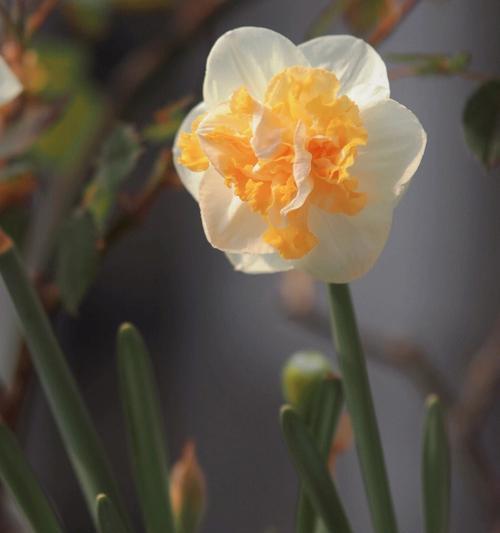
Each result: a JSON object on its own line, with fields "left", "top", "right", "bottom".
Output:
{"left": 25, "top": 0, "right": 59, "bottom": 38}
{"left": 368, "top": 0, "right": 422, "bottom": 46}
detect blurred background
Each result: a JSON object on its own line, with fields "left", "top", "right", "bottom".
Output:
{"left": 0, "top": 0, "right": 499, "bottom": 532}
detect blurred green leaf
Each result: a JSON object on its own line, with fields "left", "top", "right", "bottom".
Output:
{"left": 143, "top": 120, "right": 181, "bottom": 144}
{"left": 96, "top": 494, "right": 132, "bottom": 533}
{"left": 344, "top": 0, "right": 386, "bottom": 33}
{"left": 31, "top": 39, "right": 105, "bottom": 173}
{"left": 143, "top": 98, "right": 192, "bottom": 144}
{"left": 281, "top": 406, "right": 352, "bottom": 533}
{"left": 0, "top": 424, "right": 64, "bottom": 533}
{"left": 463, "top": 79, "right": 500, "bottom": 170}
{"left": 297, "top": 376, "right": 344, "bottom": 533}
{"left": 112, "top": 0, "right": 173, "bottom": 10}
{"left": 117, "top": 323, "right": 176, "bottom": 533}
{"left": 388, "top": 52, "right": 471, "bottom": 76}
{"left": 0, "top": 104, "right": 63, "bottom": 159}
{"left": 85, "top": 124, "right": 141, "bottom": 232}
{"left": 307, "top": 0, "right": 348, "bottom": 38}
{"left": 56, "top": 210, "right": 99, "bottom": 314}
{"left": 33, "top": 89, "right": 104, "bottom": 173}
{"left": 0, "top": 206, "right": 31, "bottom": 246}
{"left": 422, "top": 395, "right": 450, "bottom": 533}
{"left": 35, "top": 39, "right": 91, "bottom": 96}
{"left": 63, "top": 0, "right": 112, "bottom": 38}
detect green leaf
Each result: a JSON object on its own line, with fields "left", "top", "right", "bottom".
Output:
{"left": 345, "top": 0, "right": 386, "bottom": 33}
{"left": 387, "top": 52, "right": 471, "bottom": 76}
{"left": 96, "top": 494, "right": 132, "bottom": 533}
{"left": 463, "top": 79, "right": 500, "bottom": 169}
{"left": 0, "top": 236, "right": 131, "bottom": 529}
{"left": 296, "top": 376, "right": 344, "bottom": 533}
{"left": 56, "top": 210, "right": 99, "bottom": 315}
{"left": 422, "top": 395, "right": 450, "bottom": 533}
{"left": 281, "top": 406, "right": 352, "bottom": 533}
{"left": 31, "top": 40, "right": 105, "bottom": 174}
{"left": 62, "top": 0, "right": 112, "bottom": 38}
{"left": 117, "top": 323, "right": 176, "bottom": 533}
{"left": 0, "top": 104, "right": 62, "bottom": 160}
{"left": 85, "top": 124, "right": 141, "bottom": 232}
{"left": 307, "top": 0, "right": 348, "bottom": 38}
{"left": 0, "top": 424, "right": 64, "bottom": 533}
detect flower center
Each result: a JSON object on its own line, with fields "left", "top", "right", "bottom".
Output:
{"left": 178, "top": 66, "right": 368, "bottom": 259}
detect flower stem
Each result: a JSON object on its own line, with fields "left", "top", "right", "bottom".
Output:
{"left": 327, "top": 283, "right": 398, "bottom": 533}
{"left": 0, "top": 229, "right": 129, "bottom": 528}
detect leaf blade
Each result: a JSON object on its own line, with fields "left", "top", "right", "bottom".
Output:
{"left": 422, "top": 395, "right": 450, "bottom": 533}
{"left": 56, "top": 210, "right": 99, "bottom": 314}
{"left": 281, "top": 406, "right": 352, "bottom": 533}
{"left": 96, "top": 494, "right": 132, "bottom": 533}
{"left": 117, "top": 323, "right": 176, "bottom": 533}
{"left": 463, "top": 79, "right": 500, "bottom": 169}
{"left": 0, "top": 424, "right": 64, "bottom": 533}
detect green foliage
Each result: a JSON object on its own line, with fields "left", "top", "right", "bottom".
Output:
{"left": 307, "top": 0, "right": 385, "bottom": 38}
{"left": 31, "top": 40, "right": 105, "bottom": 173}
{"left": 463, "top": 79, "right": 500, "bottom": 170}
{"left": 296, "top": 376, "right": 344, "bottom": 533}
{"left": 117, "top": 323, "right": 176, "bottom": 533}
{"left": 281, "top": 406, "right": 352, "bottom": 533}
{"left": 344, "top": 0, "right": 385, "bottom": 33}
{"left": 0, "top": 424, "right": 64, "bottom": 533}
{"left": 56, "top": 210, "right": 99, "bottom": 315}
{"left": 422, "top": 396, "right": 450, "bottom": 533}
{"left": 85, "top": 124, "right": 141, "bottom": 233}
{"left": 96, "top": 494, "right": 132, "bottom": 533}
{"left": 0, "top": 105, "right": 62, "bottom": 160}
{"left": 0, "top": 239, "right": 129, "bottom": 529}
{"left": 388, "top": 52, "right": 471, "bottom": 76}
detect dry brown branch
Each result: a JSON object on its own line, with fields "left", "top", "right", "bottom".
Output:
{"left": 368, "top": 0, "right": 422, "bottom": 46}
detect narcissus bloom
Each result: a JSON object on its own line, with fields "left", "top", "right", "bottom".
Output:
{"left": 174, "top": 27, "right": 426, "bottom": 282}
{"left": 0, "top": 56, "right": 22, "bottom": 106}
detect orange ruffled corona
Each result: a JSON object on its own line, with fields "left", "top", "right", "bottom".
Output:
{"left": 178, "top": 66, "right": 368, "bottom": 260}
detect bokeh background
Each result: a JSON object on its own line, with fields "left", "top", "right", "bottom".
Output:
{"left": 1, "top": 1, "right": 499, "bottom": 532}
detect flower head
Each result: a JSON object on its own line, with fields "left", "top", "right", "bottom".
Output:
{"left": 174, "top": 27, "right": 426, "bottom": 282}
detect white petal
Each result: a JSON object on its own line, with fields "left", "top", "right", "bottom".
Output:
{"left": 294, "top": 201, "right": 393, "bottom": 283}
{"left": 173, "top": 101, "right": 207, "bottom": 200}
{"left": 203, "top": 27, "right": 309, "bottom": 107}
{"left": 282, "top": 121, "right": 312, "bottom": 215}
{"left": 226, "top": 251, "right": 293, "bottom": 274}
{"left": 0, "top": 56, "right": 22, "bottom": 106}
{"left": 251, "top": 103, "right": 283, "bottom": 160}
{"left": 198, "top": 166, "right": 274, "bottom": 254}
{"left": 353, "top": 98, "right": 427, "bottom": 204}
{"left": 299, "top": 35, "right": 389, "bottom": 107}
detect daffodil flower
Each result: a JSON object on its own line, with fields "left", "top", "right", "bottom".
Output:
{"left": 0, "top": 56, "right": 22, "bottom": 106}
{"left": 174, "top": 27, "right": 426, "bottom": 282}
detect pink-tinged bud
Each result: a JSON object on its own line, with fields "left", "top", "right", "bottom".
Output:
{"left": 170, "top": 442, "right": 206, "bottom": 533}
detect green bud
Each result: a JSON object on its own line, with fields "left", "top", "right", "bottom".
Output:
{"left": 282, "top": 351, "right": 332, "bottom": 409}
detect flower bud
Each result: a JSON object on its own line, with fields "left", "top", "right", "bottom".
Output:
{"left": 282, "top": 350, "right": 332, "bottom": 408}
{"left": 170, "top": 442, "right": 206, "bottom": 533}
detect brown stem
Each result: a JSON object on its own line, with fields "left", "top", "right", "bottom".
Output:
{"left": 368, "top": 0, "right": 422, "bottom": 46}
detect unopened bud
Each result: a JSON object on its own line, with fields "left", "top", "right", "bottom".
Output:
{"left": 170, "top": 442, "right": 206, "bottom": 533}
{"left": 282, "top": 350, "right": 332, "bottom": 408}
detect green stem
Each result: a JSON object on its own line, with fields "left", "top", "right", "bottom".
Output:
{"left": 0, "top": 230, "right": 129, "bottom": 528}
{"left": 327, "top": 283, "right": 398, "bottom": 533}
